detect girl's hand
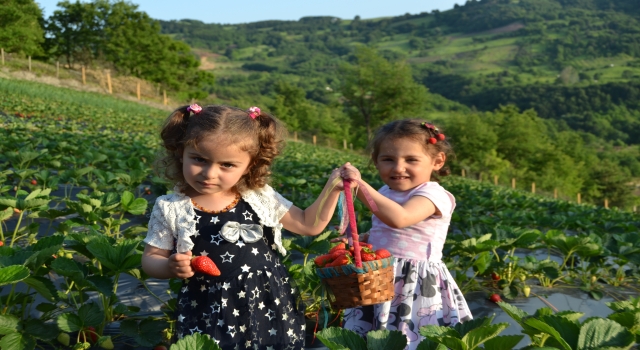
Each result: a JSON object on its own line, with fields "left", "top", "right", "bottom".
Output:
{"left": 169, "top": 251, "right": 194, "bottom": 278}
{"left": 330, "top": 162, "right": 361, "bottom": 191}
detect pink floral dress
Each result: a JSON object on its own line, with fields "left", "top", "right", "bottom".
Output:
{"left": 343, "top": 182, "right": 472, "bottom": 350}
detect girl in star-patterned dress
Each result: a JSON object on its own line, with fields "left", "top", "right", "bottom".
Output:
{"left": 142, "top": 104, "right": 352, "bottom": 350}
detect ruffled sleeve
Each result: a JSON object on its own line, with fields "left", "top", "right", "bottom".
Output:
{"left": 143, "top": 190, "right": 198, "bottom": 254}
{"left": 143, "top": 196, "right": 175, "bottom": 250}
{"left": 241, "top": 184, "right": 292, "bottom": 255}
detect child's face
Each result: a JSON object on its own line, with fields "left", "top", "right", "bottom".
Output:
{"left": 182, "top": 136, "right": 252, "bottom": 196}
{"left": 374, "top": 137, "right": 445, "bottom": 191}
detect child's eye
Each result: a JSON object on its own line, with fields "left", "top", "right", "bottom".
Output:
{"left": 193, "top": 157, "right": 206, "bottom": 163}
{"left": 221, "top": 163, "right": 235, "bottom": 168}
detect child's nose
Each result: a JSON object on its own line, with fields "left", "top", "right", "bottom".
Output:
{"left": 203, "top": 165, "right": 217, "bottom": 179}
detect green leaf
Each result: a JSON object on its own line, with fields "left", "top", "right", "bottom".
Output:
{"left": 57, "top": 313, "right": 82, "bottom": 332}
{"left": 524, "top": 318, "right": 572, "bottom": 350}
{"left": 461, "top": 323, "right": 509, "bottom": 349}
{"left": 77, "top": 303, "right": 104, "bottom": 327}
{"left": 23, "top": 319, "right": 59, "bottom": 341}
{"left": 576, "top": 318, "right": 635, "bottom": 350}
{"left": 22, "top": 276, "right": 57, "bottom": 302}
{"left": 419, "top": 325, "right": 460, "bottom": 339}
{"left": 316, "top": 327, "right": 367, "bottom": 350}
{"left": 416, "top": 339, "right": 448, "bottom": 350}
{"left": 169, "top": 332, "right": 221, "bottom": 350}
{"left": 85, "top": 275, "right": 115, "bottom": 297}
{"left": 453, "top": 315, "right": 494, "bottom": 338}
{"left": 0, "top": 265, "right": 30, "bottom": 286}
{"left": 126, "top": 198, "right": 147, "bottom": 215}
{"left": 120, "top": 318, "right": 169, "bottom": 348}
{"left": 0, "top": 315, "right": 20, "bottom": 335}
{"left": 0, "top": 208, "right": 12, "bottom": 221}
{"left": 497, "top": 302, "right": 529, "bottom": 324}
{"left": 51, "top": 257, "right": 86, "bottom": 282}
{"left": 0, "top": 332, "right": 35, "bottom": 350}
{"left": 482, "top": 335, "right": 524, "bottom": 350}
{"left": 366, "top": 330, "right": 407, "bottom": 350}
{"left": 540, "top": 315, "right": 580, "bottom": 350}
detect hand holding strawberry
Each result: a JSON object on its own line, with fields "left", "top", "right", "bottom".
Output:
{"left": 168, "top": 251, "right": 195, "bottom": 278}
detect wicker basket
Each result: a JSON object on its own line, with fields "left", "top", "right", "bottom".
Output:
{"left": 315, "top": 179, "right": 396, "bottom": 309}
{"left": 316, "top": 256, "right": 395, "bottom": 309}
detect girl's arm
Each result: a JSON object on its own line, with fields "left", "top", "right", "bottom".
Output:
{"left": 343, "top": 163, "right": 438, "bottom": 229}
{"left": 280, "top": 164, "right": 352, "bottom": 236}
{"left": 142, "top": 245, "right": 194, "bottom": 279}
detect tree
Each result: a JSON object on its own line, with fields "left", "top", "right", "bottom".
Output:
{"left": 339, "top": 46, "right": 427, "bottom": 140}
{"left": 0, "top": 0, "right": 44, "bottom": 55}
{"left": 45, "top": 0, "right": 101, "bottom": 67}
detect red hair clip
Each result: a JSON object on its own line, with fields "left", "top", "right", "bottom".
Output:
{"left": 422, "top": 122, "right": 445, "bottom": 143}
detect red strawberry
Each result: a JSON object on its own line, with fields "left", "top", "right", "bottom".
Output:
{"left": 30, "top": 179, "right": 37, "bottom": 185}
{"left": 489, "top": 293, "right": 502, "bottom": 303}
{"left": 330, "top": 249, "right": 352, "bottom": 259}
{"left": 314, "top": 254, "right": 334, "bottom": 268}
{"left": 191, "top": 256, "right": 221, "bottom": 276}
{"left": 362, "top": 252, "right": 376, "bottom": 261}
{"left": 327, "top": 255, "right": 351, "bottom": 267}
{"left": 154, "top": 346, "right": 168, "bottom": 350}
{"left": 491, "top": 272, "right": 501, "bottom": 281}
{"left": 375, "top": 248, "right": 391, "bottom": 259}
{"left": 428, "top": 137, "right": 437, "bottom": 144}
{"left": 329, "top": 243, "right": 346, "bottom": 254}
{"left": 0, "top": 241, "right": 4, "bottom": 247}
{"left": 359, "top": 242, "right": 373, "bottom": 249}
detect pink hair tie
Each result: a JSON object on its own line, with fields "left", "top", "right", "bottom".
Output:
{"left": 247, "top": 106, "right": 261, "bottom": 119}
{"left": 187, "top": 104, "right": 202, "bottom": 114}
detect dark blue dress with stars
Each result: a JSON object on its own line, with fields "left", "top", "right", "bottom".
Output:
{"left": 175, "top": 199, "right": 305, "bottom": 350}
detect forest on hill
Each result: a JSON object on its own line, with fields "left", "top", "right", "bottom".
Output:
{"left": 1, "top": 0, "right": 639, "bottom": 207}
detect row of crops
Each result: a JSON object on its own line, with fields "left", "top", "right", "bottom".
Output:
{"left": 0, "top": 78, "right": 639, "bottom": 349}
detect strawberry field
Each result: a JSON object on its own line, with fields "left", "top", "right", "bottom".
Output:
{"left": 1, "top": 78, "right": 639, "bottom": 349}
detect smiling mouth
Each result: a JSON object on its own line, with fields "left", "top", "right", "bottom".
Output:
{"left": 390, "top": 176, "right": 410, "bottom": 180}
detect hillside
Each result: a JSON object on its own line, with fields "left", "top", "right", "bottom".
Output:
{"left": 160, "top": 0, "right": 640, "bottom": 144}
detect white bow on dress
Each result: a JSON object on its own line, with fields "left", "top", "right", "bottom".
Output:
{"left": 220, "top": 221, "right": 264, "bottom": 243}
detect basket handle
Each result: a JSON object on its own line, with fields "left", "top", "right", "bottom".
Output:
{"left": 343, "top": 179, "right": 362, "bottom": 268}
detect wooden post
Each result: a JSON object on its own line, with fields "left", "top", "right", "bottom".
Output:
{"left": 136, "top": 82, "right": 141, "bottom": 100}
{"left": 511, "top": 178, "right": 516, "bottom": 189}
{"left": 350, "top": 143, "right": 353, "bottom": 151}
{"left": 478, "top": 172, "right": 483, "bottom": 181}
{"left": 531, "top": 182, "right": 536, "bottom": 194}
{"left": 28, "top": 56, "right": 31, "bottom": 71}
{"left": 604, "top": 198, "right": 608, "bottom": 209}
{"left": 312, "top": 135, "right": 317, "bottom": 146}
{"left": 56, "top": 61, "right": 59, "bottom": 78}
{"left": 577, "top": 193, "right": 581, "bottom": 204}
{"left": 633, "top": 206, "right": 637, "bottom": 212}
{"left": 493, "top": 175, "right": 498, "bottom": 185}
{"left": 163, "top": 90, "right": 167, "bottom": 105}
{"left": 1, "top": 48, "right": 4, "bottom": 65}
{"left": 106, "top": 70, "right": 112, "bottom": 94}
{"left": 81, "top": 66, "right": 86, "bottom": 84}
{"left": 461, "top": 169, "right": 466, "bottom": 177}
{"left": 343, "top": 139, "right": 347, "bottom": 150}
{"left": 554, "top": 188, "right": 558, "bottom": 199}
{"left": 293, "top": 131, "right": 297, "bottom": 142}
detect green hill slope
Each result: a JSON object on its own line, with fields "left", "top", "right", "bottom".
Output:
{"left": 160, "top": 0, "right": 640, "bottom": 144}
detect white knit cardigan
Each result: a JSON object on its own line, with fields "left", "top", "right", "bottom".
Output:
{"left": 143, "top": 185, "right": 292, "bottom": 255}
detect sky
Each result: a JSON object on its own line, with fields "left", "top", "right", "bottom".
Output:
{"left": 36, "top": 0, "right": 460, "bottom": 24}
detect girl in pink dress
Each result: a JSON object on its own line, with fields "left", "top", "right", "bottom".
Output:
{"left": 341, "top": 119, "right": 472, "bottom": 350}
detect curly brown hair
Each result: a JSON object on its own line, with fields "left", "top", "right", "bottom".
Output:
{"left": 156, "top": 105, "right": 284, "bottom": 192}
{"left": 368, "top": 119, "right": 453, "bottom": 181}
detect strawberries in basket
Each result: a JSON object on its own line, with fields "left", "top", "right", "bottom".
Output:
{"left": 314, "top": 243, "right": 393, "bottom": 268}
